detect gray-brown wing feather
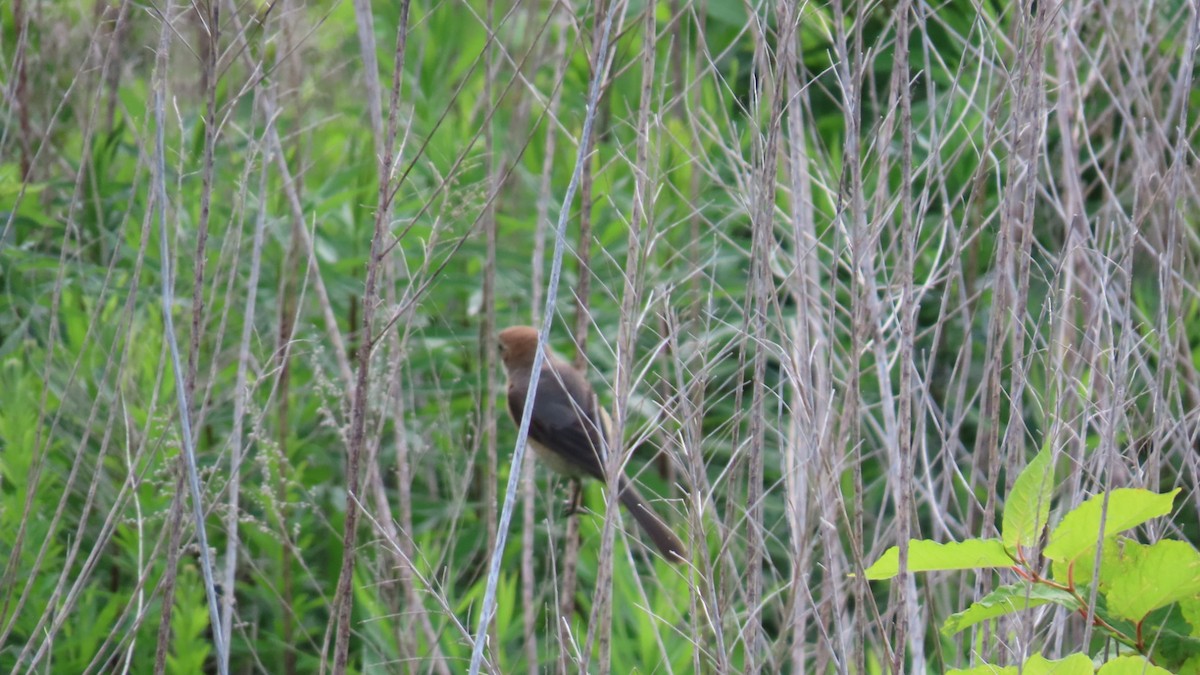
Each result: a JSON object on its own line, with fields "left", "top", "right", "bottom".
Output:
{"left": 508, "top": 360, "right": 687, "bottom": 563}
{"left": 507, "top": 363, "right": 607, "bottom": 480}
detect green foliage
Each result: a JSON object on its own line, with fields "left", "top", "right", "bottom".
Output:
{"left": 3, "top": 0, "right": 1198, "bottom": 671}
{"left": 950, "top": 653, "right": 1176, "bottom": 675}
{"left": 168, "top": 568, "right": 214, "bottom": 675}
{"left": 863, "top": 539, "right": 1013, "bottom": 579}
{"left": 1044, "top": 489, "right": 1180, "bottom": 566}
{"left": 867, "top": 451, "right": 1197, "bottom": 671}
{"left": 1002, "top": 444, "right": 1054, "bottom": 551}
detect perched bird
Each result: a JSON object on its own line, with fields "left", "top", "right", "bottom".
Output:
{"left": 497, "top": 325, "right": 686, "bottom": 563}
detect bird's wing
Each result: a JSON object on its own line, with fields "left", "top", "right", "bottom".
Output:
{"left": 509, "top": 364, "right": 608, "bottom": 480}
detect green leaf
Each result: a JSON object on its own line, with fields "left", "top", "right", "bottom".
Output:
{"left": 1105, "top": 539, "right": 1200, "bottom": 622}
{"left": 942, "top": 583, "right": 1078, "bottom": 636}
{"left": 1003, "top": 444, "right": 1055, "bottom": 551}
{"left": 1050, "top": 534, "right": 1115, "bottom": 587}
{"left": 863, "top": 539, "right": 1013, "bottom": 580}
{"left": 1152, "top": 624, "right": 1200, "bottom": 671}
{"left": 1044, "top": 489, "right": 1180, "bottom": 563}
{"left": 1182, "top": 596, "right": 1200, "bottom": 638}
{"left": 951, "top": 654, "right": 1095, "bottom": 675}
{"left": 1021, "top": 653, "right": 1093, "bottom": 675}
{"left": 1096, "top": 655, "right": 1174, "bottom": 675}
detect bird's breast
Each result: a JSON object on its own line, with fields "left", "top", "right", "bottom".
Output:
{"left": 528, "top": 437, "right": 587, "bottom": 478}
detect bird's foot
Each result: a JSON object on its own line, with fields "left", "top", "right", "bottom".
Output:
{"left": 561, "top": 479, "right": 584, "bottom": 517}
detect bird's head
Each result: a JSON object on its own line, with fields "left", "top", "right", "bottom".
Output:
{"left": 497, "top": 325, "right": 541, "bottom": 373}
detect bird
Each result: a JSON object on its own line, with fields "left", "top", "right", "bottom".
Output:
{"left": 497, "top": 325, "right": 686, "bottom": 563}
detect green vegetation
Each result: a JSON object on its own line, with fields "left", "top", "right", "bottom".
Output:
{"left": 867, "top": 447, "right": 1198, "bottom": 671}
{"left": 1, "top": 0, "right": 1197, "bottom": 672}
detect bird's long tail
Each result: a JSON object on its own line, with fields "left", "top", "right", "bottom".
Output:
{"left": 617, "top": 477, "right": 686, "bottom": 563}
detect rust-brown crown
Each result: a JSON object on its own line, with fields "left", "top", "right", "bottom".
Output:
{"left": 497, "top": 325, "right": 540, "bottom": 372}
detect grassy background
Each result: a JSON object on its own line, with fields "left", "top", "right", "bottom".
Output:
{"left": 1, "top": 0, "right": 1198, "bottom": 672}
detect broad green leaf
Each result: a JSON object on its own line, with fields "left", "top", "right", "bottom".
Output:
{"left": 1021, "top": 653, "right": 1093, "bottom": 675}
{"left": 1044, "top": 489, "right": 1180, "bottom": 563}
{"left": 950, "top": 654, "right": 1094, "bottom": 675}
{"left": 942, "top": 583, "right": 1078, "bottom": 636}
{"left": 1003, "top": 444, "right": 1055, "bottom": 551}
{"left": 1152, "top": 624, "right": 1200, "bottom": 671}
{"left": 1182, "top": 597, "right": 1200, "bottom": 637}
{"left": 1050, "top": 535, "right": 1117, "bottom": 588}
{"left": 1105, "top": 539, "right": 1200, "bottom": 622}
{"left": 863, "top": 539, "right": 1012, "bottom": 580}
{"left": 1096, "top": 656, "right": 1173, "bottom": 675}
